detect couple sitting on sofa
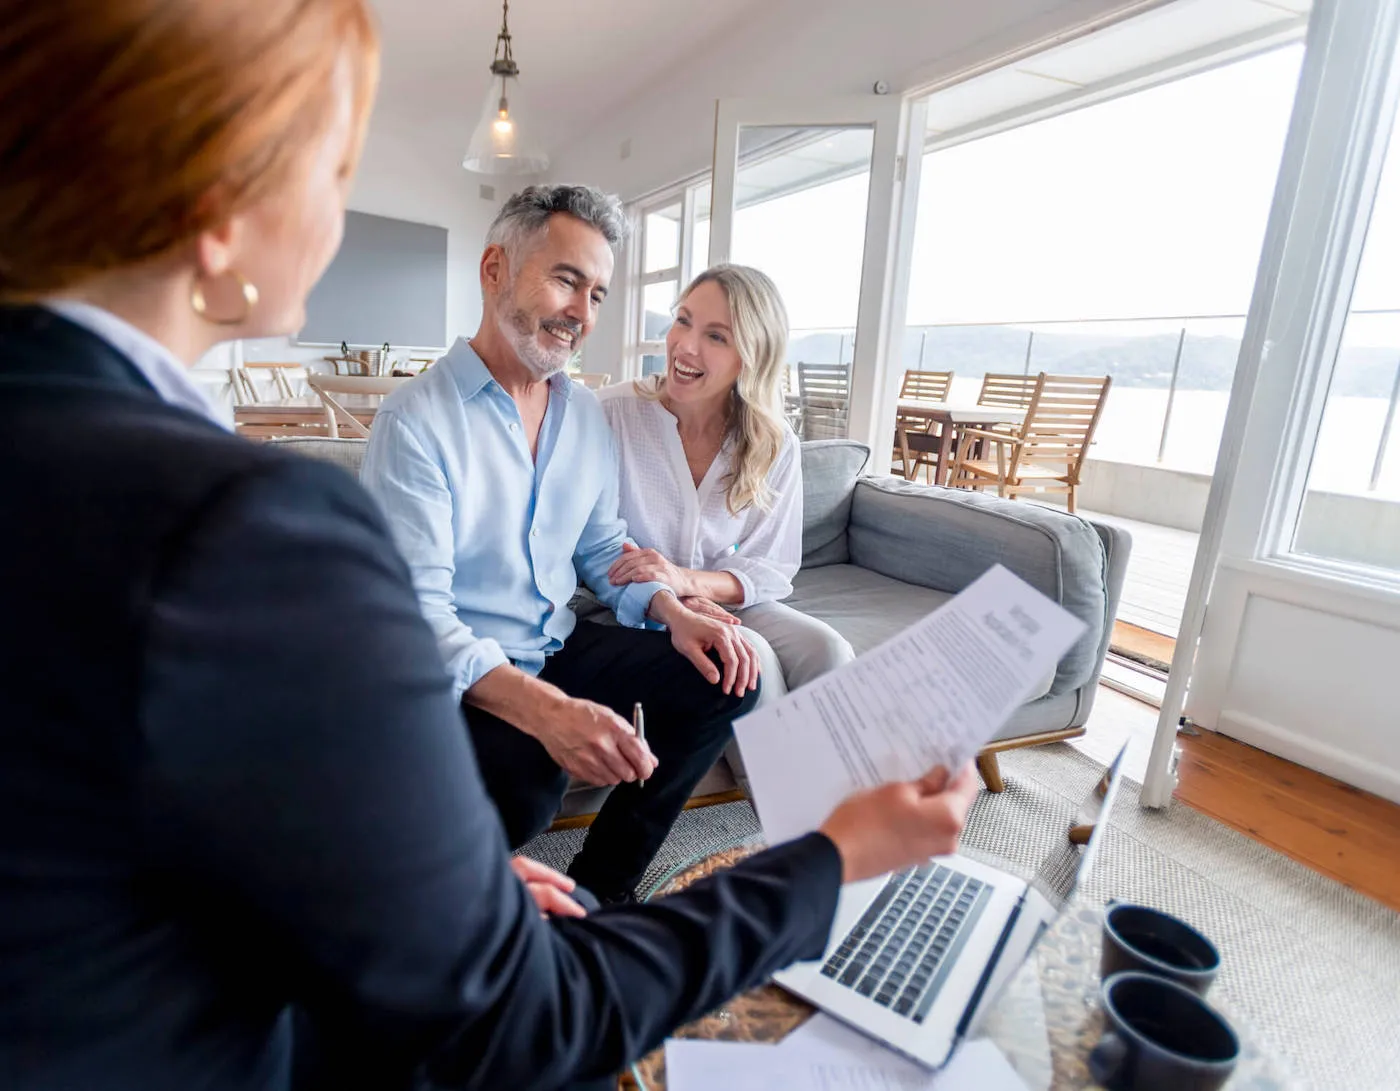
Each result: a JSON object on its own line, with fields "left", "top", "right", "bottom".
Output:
{"left": 361, "top": 183, "right": 854, "bottom": 905}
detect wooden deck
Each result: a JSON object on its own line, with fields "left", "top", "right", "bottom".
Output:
{"left": 1081, "top": 509, "right": 1198, "bottom": 638}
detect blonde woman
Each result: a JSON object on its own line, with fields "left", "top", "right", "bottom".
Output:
{"left": 600, "top": 264, "right": 855, "bottom": 700}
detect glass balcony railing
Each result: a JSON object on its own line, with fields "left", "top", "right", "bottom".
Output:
{"left": 779, "top": 313, "right": 1400, "bottom": 500}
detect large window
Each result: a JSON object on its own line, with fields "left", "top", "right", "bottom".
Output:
{"left": 1292, "top": 100, "right": 1400, "bottom": 575}
{"left": 905, "top": 45, "right": 1304, "bottom": 473}
{"left": 631, "top": 181, "right": 711, "bottom": 377}
{"left": 633, "top": 120, "right": 891, "bottom": 437}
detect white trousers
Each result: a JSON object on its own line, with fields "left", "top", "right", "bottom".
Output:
{"left": 734, "top": 600, "right": 855, "bottom": 704}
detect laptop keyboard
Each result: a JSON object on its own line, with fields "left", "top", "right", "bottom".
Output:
{"left": 819, "top": 863, "right": 990, "bottom": 1024}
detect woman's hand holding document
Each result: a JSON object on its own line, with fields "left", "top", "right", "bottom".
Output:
{"left": 817, "top": 764, "right": 981, "bottom": 882}
{"left": 734, "top": 566, "right": 1087, "bottom": 849}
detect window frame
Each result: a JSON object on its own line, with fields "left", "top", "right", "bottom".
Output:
{"left": 624, "top": 179, "right": 709, "bottom": 380}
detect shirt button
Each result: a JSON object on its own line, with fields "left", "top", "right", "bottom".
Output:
{"left": 530, "top": 527, "right": 539, "bottom": 537}
{"left": 509, "top": 422, "right": 519, "bottom": 433}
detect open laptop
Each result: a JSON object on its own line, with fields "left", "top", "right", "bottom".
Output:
{"left": 774, "top": 743, "right": 1128, "bottom": 1069}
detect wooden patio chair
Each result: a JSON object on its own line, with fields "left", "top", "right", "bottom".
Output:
{"left": 892, "top": 369, "right": 954, "bottom": 480}
{"left": 796, "top": 360, "right": 851, "bottom": 440}
{"left": 952, "top": 371, "right": 1043, "bottom": 459}
{"left": 306, "top": 373, "right": 409, "bottom": 439}
{"left": 948, "top": 373, "right": 1112, "bottom": 514}
{"left": 977, "top": 372, "right": 1038, "bottom": 409}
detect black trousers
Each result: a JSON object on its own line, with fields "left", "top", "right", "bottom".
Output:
{"left": 463, "top": 620, "right": 758, "bottom": 896}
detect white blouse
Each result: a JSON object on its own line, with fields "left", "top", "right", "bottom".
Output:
{"left": 598, "top": 381, "right": 802, "bottom": 608}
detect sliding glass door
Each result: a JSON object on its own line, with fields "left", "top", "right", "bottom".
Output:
{"left": 1147, "top": 0, "right": 1400, "bottom": 806}
{"left": 708, "top": 98, "right": 909, "bottom": 448}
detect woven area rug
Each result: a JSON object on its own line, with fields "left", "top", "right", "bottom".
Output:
{"left": 518, "top": 744, "right": 1400, "bottom": 1090}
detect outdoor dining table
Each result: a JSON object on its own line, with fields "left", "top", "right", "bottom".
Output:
{"left": 895, "top": 398, "right": 1027, "bottom": 486}
{"left": 233, "top": 393, "right": 384, "bottom": 439}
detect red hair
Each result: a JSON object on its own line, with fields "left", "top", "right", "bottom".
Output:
{"left": 0, "top": 0, "right": 379, "bottom": 299}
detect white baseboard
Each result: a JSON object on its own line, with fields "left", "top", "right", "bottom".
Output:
{"left": 1216, "top": 709, "right": 1400, "bottom": 805}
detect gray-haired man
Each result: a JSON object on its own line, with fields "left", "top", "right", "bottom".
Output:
{"left": 362, "top": 185, "right": 760, "bottom": 904}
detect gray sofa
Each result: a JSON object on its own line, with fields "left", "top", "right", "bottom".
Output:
{"left": 269, "top": 436, "right": 1129, "bottom": 806}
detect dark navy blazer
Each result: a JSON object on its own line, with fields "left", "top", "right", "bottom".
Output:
{"left": 0, "top": 307, "right": 841, "bottom": 1091}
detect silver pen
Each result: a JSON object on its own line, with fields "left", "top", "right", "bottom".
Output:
{"left": 633, "top": 702, "right": 647, "bottom": 784}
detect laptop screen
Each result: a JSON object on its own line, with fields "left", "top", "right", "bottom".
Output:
{"left": 1027, "top": 742, "right": 1129, "bottom": 912}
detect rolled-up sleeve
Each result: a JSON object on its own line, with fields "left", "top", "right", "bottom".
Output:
{"left": 361, "top": 411, "right": 508, "bottom": 700}
{"left": 720, "top": 434, "right": 802, "bottom": 607}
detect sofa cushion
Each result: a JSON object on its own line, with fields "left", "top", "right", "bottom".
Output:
{"left": 847, "top": 478, "right": 1108, "bottom": 696}
{"left": 800, "top": 440, "right": 870, "bottom": 568}
{"left": 786, "top": 564, "right": 1055, "bottom": 705}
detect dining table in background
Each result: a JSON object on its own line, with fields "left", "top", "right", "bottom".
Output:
{"left": 895, "top": 399, "right": 1027, "bottom": 486}
{"left": 233, "top": 393, "right": 384, "bottom": 440}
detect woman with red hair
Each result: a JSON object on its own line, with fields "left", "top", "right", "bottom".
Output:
{"left": 0, "top": 3, "right": 979, "bottom": 1089}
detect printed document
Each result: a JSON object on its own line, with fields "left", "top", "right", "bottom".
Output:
{"left": 664, "top": 1032, "right": 1027, "bottom": 1090}
{"left": 734, "top": 565, "right": 1085, "bottom": 845}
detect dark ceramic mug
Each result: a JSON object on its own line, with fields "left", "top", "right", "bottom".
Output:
{"left": 1102, "top": 901, "right": 1220, "bottom": 996}
{"left": 1089, "top": 971, "right": 1240, "bottom": 1091}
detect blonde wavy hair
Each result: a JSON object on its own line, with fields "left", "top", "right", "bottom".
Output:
{"left": 638, "top": 264, "right": 791, "bottom": 516}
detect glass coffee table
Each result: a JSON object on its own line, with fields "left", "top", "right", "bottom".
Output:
{"left": 626, "top": 843, "right": 1292, "bottom": 1090}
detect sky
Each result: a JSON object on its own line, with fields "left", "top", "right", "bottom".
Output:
{"left": 717, "top": 44, "right": 1400, "bottom": 347}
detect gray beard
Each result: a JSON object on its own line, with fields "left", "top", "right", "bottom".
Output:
{"left": 496, "top": 303, "right": 571, "bottom": 380}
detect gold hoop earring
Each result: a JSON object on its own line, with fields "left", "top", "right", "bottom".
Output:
{"left": 191, "top": 270, "right": 259, "bottom": 326}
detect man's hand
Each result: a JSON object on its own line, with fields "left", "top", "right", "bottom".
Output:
{"left": 511, "top": 856, "right": 587, "bottom": 918}
{"left": 653, "top": 594, "right": 759, "bottom": 696}
{"left": 608, "top": 542, "right": 692, "bottom": 596}
{"left": 818, "top": 763, "right": 980, "bottom": 883}
{"left": 533, "top": 696, "right": 658, "bottom": 786}
{"left": 679, "top": 595, "right": 741, "bottom": 625}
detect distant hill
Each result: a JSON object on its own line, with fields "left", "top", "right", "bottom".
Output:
{"left": 779, "top": 324, "right": 1400, "bottom": 398}
{"left": 644, "top": 310, "right": 1400, "bottom": 397}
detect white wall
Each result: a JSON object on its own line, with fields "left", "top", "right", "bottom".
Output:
{"left": 198, "top": 111, "right": 503, "bottom": 385}
{"left": 1188, "top": 561, "right": 1400, "bottom": 805}
{"left": 545, "top": 0, "right": 1147, "bottom": 373}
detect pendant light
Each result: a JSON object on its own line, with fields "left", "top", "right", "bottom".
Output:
{"left": 462, "top": 0, "right": 549, "bottom": 175}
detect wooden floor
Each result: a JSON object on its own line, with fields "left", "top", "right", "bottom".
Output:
{"left": 1175, "top": 728, "right": 1400, "bottom": 913}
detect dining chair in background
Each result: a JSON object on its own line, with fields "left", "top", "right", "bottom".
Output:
{"left": 892, "top": 369, "right": 955, "bottom": 480}
{"left": 796, "top": 360, "right": 851, "bottom": 440}
{"left": 948, "top": 373, "right": 1112, "bottom": 513}
{"left": 233, "top": 361, "right": 308, "bottom": 403}
{"left": 306, "top": 374, "right": 409, "bottom": 439}
{"left": 977, "top": 372, "right": 1039, "bottom": 410}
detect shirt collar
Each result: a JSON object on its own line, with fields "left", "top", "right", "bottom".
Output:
{"left": 42, "top": 300, "right": 231, "bottom": 431}
{"left": 441, "top": 336, "right": 576, "bottom": 404}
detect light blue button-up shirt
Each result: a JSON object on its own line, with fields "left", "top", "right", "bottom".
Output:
{"left": 361, "top": 339, "right": 668, "bottom": 701}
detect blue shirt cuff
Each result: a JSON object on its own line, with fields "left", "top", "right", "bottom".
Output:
{"left": 453, "top": 636, "right": 511, "bottom": 704}
{"left": 616, "top": 580, "right": 670, "bottom": 628}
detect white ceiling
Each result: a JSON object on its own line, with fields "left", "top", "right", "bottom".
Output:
{"left": 668, "top": 0, "right": 1314, "bottom": 215}
{"left": 369, "top": 0, "right": 759, "bottom": 156}
{"left": 923, "top": 0, "right": 1312, "bottom": 140}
